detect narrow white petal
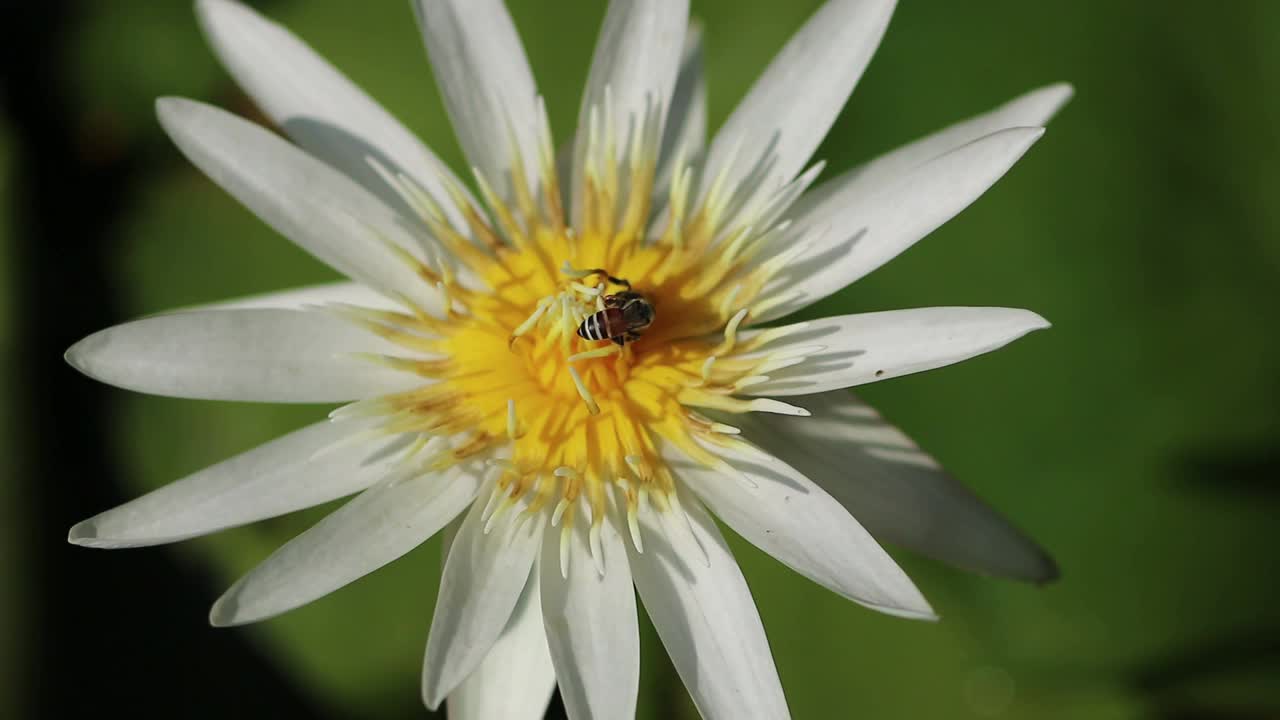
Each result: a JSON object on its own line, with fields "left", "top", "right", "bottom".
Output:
{"left": 209, "top": 463, "right": 482, "bottom": 626}
{"left": 65, "top": 309, "right": 423, "bottom": 403}
{"left": 698, "top": 0, "right": 895, "bottom": 214}
{"left": 653, "top": 22, "right": 706, "bottom": 198}
{"left": 423, "top": 500, "right": 544, "bottom": 709}
{"left": 792, "top": 83, "right": 1073, "bottom": 218}
{"left": 412, "top": 0, "right": 541, "bottom": 202}
{"left": 192, "top": 281, "right": 406, "bottom": 313}
{"left": 743, "top": 307, "right": 1050, "bottom": 397}
{"left": 539, "top": 511, "right": 639, "bottom": 720}
{"left": 758, "top": 127, "right": 1045, "bottom": 322}
{"left": 448, "top": 572, "right": 557, "bottom": 720}
{"left": 731, "top": 391, "right": 1058, "bottom": 582}
{"left": 572, "top": 0, "right": 689, "bottom": 220}
{"left": 669, "top": 441, "right": 933, "bottom": 619}
{"left": 69, "top": 420, "right": 405, "bottom": 548}
{"left": 628, "top": 490, "right": 790, "bottom": 720}
{"left": 156, "top": 97, "right": 442, "bottom": 312}
{"left": 196, "top": 0, "right": 471, "bottom": 229}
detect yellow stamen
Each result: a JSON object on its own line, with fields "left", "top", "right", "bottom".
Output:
{"left": 568, "top": 345, "right": 621, "bottom": 363}
{"left": 506, "top": 399, "right": 522, "bottom": 440}
{"left": 332, "top": 70, "right": 831, "bottom": 563}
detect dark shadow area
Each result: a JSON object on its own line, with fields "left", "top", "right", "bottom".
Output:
{"left": 1152, "top": 709, "right": 1278, "bottom": 720}
{"left": 1133, "top": 630, "right": 1280, "bottom": 697}
{"left": 1134, "top": 629, "right": 1280, "bottom": 720}
{"left": 1, "top": 1, "right": 336, "bottom": 717}
{"left": 1172, "top": 443, "right": 1280, "bottom": 498}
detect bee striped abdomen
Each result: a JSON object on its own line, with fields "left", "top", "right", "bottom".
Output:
{"left": 575, "top": 285, "right": 655, "bottom": 346}
{"left": 577, "top": 308, "right": 624, "bottom": 341}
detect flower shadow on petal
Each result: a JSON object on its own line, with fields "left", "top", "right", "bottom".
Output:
{"left": 718, "top": 131, "right": 781, "bottom": 217}
{"left": 283, "top": 117, "right": 432, "bottom": 235}
{"left": 769, "top": 228, "right": 867, "bottom": 293}
{"left": 357, "top": 432, "right": 421, "bottom": 465}
{"left": 721, "top": 456, "right": 814, "bottom": 494}
{"left": 751, "top": 352, "right": 866, "bottom": 394}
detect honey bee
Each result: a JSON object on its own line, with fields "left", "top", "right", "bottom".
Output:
{"left": 575, "top": 271, "right": 655, "bottom": 346}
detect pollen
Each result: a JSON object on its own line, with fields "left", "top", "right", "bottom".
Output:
{"left": 332, "top": 93, "right": 829, "bottom": 557}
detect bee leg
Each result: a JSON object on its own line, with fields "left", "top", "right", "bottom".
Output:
{"left": 611, "top": 336, "right": 627, "bottom": 347}
{"left": 582, "top": 268, "right": 632, "bottom": 291}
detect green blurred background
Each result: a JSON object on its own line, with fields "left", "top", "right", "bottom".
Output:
{"left": 4, "top": 1, "right": 1279, "bottom": 718}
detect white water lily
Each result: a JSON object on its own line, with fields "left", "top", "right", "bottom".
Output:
{"left": 67, "top": 0, "right": 1068, "bottom": 718}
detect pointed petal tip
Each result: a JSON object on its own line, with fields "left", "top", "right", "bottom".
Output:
{"left": 1022, "top": 310, "right": 1052, "bottom": 333}
{"left": 999, "top": 125, "right": 1046, "bottom": 148}
{"left": 992, "top": 308, "right": 1051, "bottom": 350}
{"left": 154, "top": 95, "right": 183, "bottom": 114}
{"left": 961, "top": 532, "right": 1060, "bottom": 585}
{"left": 208, "top": 598, "right": 231, "bottom": 627}
{"left": 155, "top": 96, "right": 216, "bottom": 135}
{"left": 154, "top": 96, "right": 196, "bottom": 131}
{"left": 1040, "top": 81, "right": 1076, "bottom": 114}
{"left": 208, "top": 595, "right": 239, "bottom": 628}
{"left": 984, "top": 543, "right": 1060, "bottom": 586}
{"left": 419, "top": 615, "right": 476, "bottom": 711}
{"left": 420, "top": 666, "right": 449, "bottom": 712}
{"left": 67, "top": 516, "right": 168, "bottom": 549}
{"left": 990, "top": 308, "right": 1051, "bottom": 338}
{"left": 195, "top": 0, "right": 261, "bottom": 35}
{"left": 208, "top": 587, "right": 258, "bottom": 628}
{"left": 1036, "top": 556, "right": 1062, "bottom": 586}
{"left": 1020, "top": 544, "right": 1061, "bottom": 585}
{"left": 63, "top": 338, "right": 90, "bottom": 374}
{"left": 867, "top": 599, "right": 938, "bottom": 623}
{"left": 63, "top": 331, "right": 115, "bottom": 385}
{"left": 863, "top": 575, "right": 937, "bottom": 621}
{"left": 67, "top": 519, "right": 98, "bottom": 545}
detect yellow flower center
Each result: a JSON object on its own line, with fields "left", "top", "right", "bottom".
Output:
{"left": 334, "top": 100, "right": 818, "bottom": 565}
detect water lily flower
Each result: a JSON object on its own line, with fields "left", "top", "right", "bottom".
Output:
{"left": 66, "top": 0, "right": 1068, "bottom": 718}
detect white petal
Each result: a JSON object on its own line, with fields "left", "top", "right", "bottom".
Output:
{"left": 65, "top": 309, "right": 423, "bottom": 403}
{"left": 448, "top": 572, "right": 557, "bottom": 720}
{"left": 572, "top": 0, "right": 689, "bottom": 221}
{"left": 193, "top": 281, "right": 406, "bottom": 313}
{"left": 792, "top": 83, "right": 1073, "bottom": 218}
{"left": 743, "top": 307, "right": 1050, "bottom": 397}
{"left": 209, "top": 463, "right": 482, "bottom": 626}
{"left": 156, "top": 97, "right": 442, "bottom": 312}
{"left": 627, "top": 490, "right": 790, "bottom": 720}
{"left": 196, "top": 0, "right": 471, "bottom": 230}
{"left": 539, "top": 509, "right": 639, "bottom": 720}
{"left": 730, "top": 391, "right": 1058, "bottom": 583}
{"left": 698, "top": 0, "right": 895, "bottom": 215}
{"left": 669, "top": 440, "right": 933, "bottom": 619}
{"left": 423, "top": 500, "right": 544, "bottom": 709}
{"left": 412, "top": 0, "right": 541, "bottom": 203}
{"left": 653, "top": 22, "right": 706, "bottom": 198}
{"left": 758, "top": 127, "right": 1046, "bottom": 322}
{"left": 69, "top": 420, "right": 406, "bottom": 548}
